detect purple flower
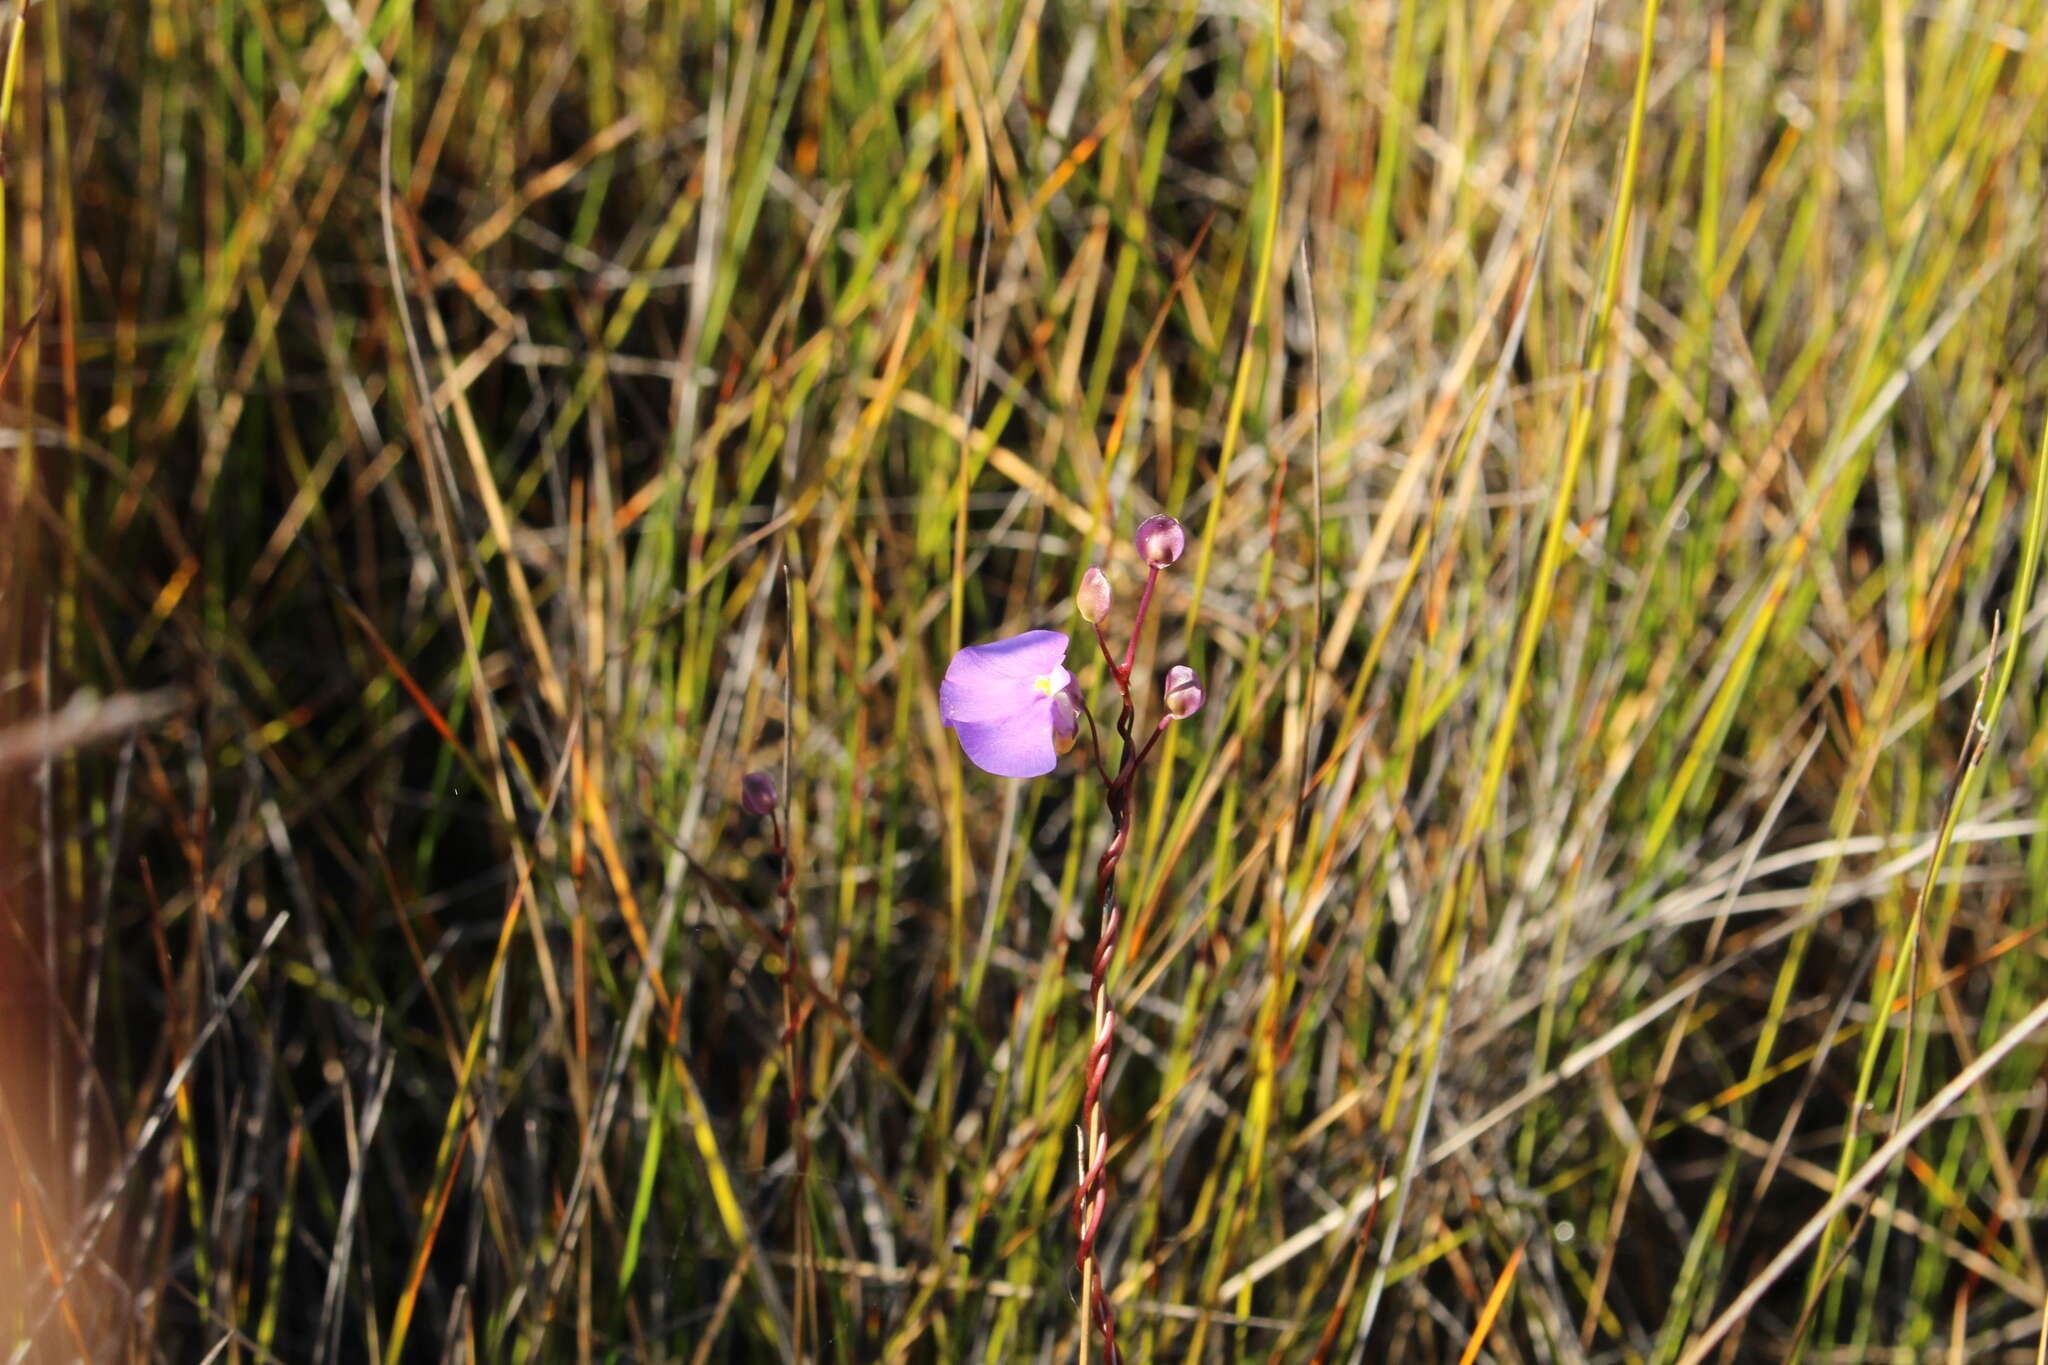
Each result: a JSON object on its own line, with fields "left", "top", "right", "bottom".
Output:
{"left": 940, "top": 629, "right": 1073, "bottom": 778}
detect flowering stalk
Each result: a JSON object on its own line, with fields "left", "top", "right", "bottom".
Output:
{"left": 1070, "top": 515, "right": 1196, "bottom": 1365}
{"left": 937, "top": 513, "right": 1202, "bottom": 1365}
{"left": 1071, "top": 699, "right": 1139, "bottom": 1365}
{"left": 742, "top": 772, "right": 817, "bottom": 1359}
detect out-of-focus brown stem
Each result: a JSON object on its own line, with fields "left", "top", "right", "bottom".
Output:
{"left": 769, "top": 809, "right": 815, "bottom": 1361}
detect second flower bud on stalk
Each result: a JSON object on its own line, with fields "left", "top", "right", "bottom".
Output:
{"left": 1162, "top": 665, "right": 1204, "bottom": 720}
{"left": 1077, "top": 566, "right": 1112, "bottom": 623}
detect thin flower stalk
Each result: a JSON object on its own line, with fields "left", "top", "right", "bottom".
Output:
{"left": 742, "top": 772, "right": 818, "bottom": 1359}
{"left": 771, "top": 805, "right": 817, "bottom": 1359}
{"left": 939, "top": 514, "right": 1200, "bottom": 1365}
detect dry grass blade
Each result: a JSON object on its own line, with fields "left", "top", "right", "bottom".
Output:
{"left": 16, "top": 2, "right": 2048, "bottom": 1361}
{"left": 0, "top": 689, "right": 183, "bottom": 771}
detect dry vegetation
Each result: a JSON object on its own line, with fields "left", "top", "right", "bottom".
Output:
{"left": 6, "top": 0, "right": 2048, "bottom": 1361}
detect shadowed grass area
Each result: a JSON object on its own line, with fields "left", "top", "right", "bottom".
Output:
{"left": 6, "top": 0, "right": 2048, "bottom": 1360}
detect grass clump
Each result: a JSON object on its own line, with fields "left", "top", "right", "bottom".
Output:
{"left": 5, "top": 2, "right": 2048, "bottom": 1361}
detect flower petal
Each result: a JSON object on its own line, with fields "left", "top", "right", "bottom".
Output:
{"left": 941, "top": 631, "right": 1071, "bottom": 725}
{"left": 966, "top": 629, "right": 1070, "bottom": 678}
{"left": 939, "top": 667, "right": 1022, "bottom": 725}
{"left": 950, "top": 699, "right": 1058, "bottom": 778}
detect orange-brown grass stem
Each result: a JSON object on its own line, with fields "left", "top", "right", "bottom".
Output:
{"left": 767, "top": 806, "right": 817, "bottom": 1359}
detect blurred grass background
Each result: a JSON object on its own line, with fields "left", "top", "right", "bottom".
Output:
{"left": 5, "top": 0, "right": 2048, "bottom": 1360}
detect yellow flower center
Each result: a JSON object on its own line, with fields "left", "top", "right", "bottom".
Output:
{"left": 1033, "top": 674, "right": 1058, "bottom": 696}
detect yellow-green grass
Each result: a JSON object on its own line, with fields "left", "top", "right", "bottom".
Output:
{"left": 4, "top": 1, "right": 2048, "bottom": 1361}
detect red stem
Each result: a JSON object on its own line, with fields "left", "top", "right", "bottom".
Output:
{"left": 1071, "top": 558, "right": 1182, "bottom": 1365}
{"left": 1118, "top": 566, "right": 1161, "bottom": 680}
{"left": 1071, "top": 693, "right": 1153, "bottom": 1365}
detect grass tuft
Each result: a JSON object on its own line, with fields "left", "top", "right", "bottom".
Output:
{"left": 6, "top": 2, "right": 2048, "bottom": 1361}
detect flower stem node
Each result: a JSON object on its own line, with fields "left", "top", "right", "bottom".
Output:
{"left": 1162, "top": 665, "right": 1205, "bottom": 720}
{"left": 740, "top": 770, "right": 779, "bottom": 815}
{"left": 1135, "top": 514, "right": 1186, "bottom": 568}
{"left": 1077, "top": 566, "right": 1112, "bottom": 623}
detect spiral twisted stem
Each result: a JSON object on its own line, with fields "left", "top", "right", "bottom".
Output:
{"left": 1072, "top": 579, "right": 1173, "bottom": 1365}
{"left": 1073, "top": 810, "right": 1128, "bottom": 1365}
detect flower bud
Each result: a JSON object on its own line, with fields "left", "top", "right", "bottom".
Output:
{"left": 1162, "top": 665, "right": 1204, "bottom": 720}
{"left": 1050, "top": 685, "right": 1080, "bottom": 756}
{"left": 1135, "top": 514, "right": 1186, "bottom": 567}
{"left": 740, "top": 770, "right": 778, "bottom": 815}
{"left": 1077, "top": 566, "right": 1112, "bottom": 623}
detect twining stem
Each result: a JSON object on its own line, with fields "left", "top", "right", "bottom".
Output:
{"left": 1073, "top": 556, "right": 1174, "bottom": 1365}
{"left": 1074, "top": 734, "right": 1130, "bottom": 1365}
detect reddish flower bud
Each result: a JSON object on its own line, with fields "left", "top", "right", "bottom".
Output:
{"left": 740, "top": 770, "right": 779, "bottom": 815}
{"left": 1162, "top": 665, "right": 1204, "bottom": 719}
{"left": 1077, "top": 566, "right": 1112, "bottom": 623}
{"left": 1135, "top": 514, "right": 1186, "bottom": 567}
